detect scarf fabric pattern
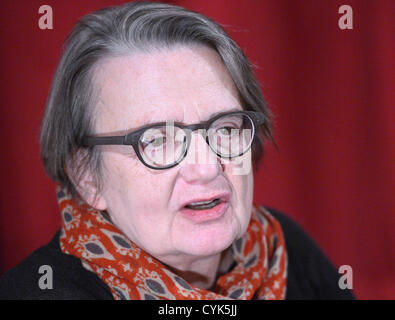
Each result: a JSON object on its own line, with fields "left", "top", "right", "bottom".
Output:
{"left": 58, "top": 187, "right": 287, "bottom": 300}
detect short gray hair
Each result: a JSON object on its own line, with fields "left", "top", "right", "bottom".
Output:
{"left": 40, "top": 1, "right": 274, "bottom": 197}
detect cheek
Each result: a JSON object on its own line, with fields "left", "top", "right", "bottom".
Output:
{"left": 99, "top": 154, "right": 176, "bottom": 253}
{"left": 101, "top": 149, "right": 151, "bottom": 187}
{"left": 224, "top": 159, "right": 254, "bottom": 231}
{"left": 99, "top": 153, "right": 148, "bottom": 216}
{"left": 223, "top": 154, "right": 254, "bottom": 202}
{"left": 100, "top": 151, "right": 174, "bottom": 215}
{"left": 237, "top": 172, "right": 253, "bottom": 216}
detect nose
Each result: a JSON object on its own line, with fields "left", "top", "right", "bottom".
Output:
{"left": 178, "top": 130, "right": 224, "bottom": 183}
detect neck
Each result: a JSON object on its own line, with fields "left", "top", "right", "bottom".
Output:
{"left": 162, "top": 248, "right": 234, "bottom": 290}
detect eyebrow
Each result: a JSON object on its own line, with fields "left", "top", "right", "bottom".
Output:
{"left": 134, "top": 107, "right": 242, "bottom": 129}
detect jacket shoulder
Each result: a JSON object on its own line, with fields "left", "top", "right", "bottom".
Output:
{"left": 0, "top": 232, "right": 113, "bottom": 300}
{"left": 264, "top": 206, "right": 355, "bottom": 300}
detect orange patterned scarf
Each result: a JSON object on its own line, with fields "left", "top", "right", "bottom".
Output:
{"left": 58, "top": 186, "right": 287, "bottom": 300}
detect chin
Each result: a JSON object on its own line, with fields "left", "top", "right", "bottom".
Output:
{"left": 176, "top": 225, "right": 237, "bottom": 257}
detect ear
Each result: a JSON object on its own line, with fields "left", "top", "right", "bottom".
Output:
{"left": 65, "top": 151, "right": 108, "bottom": 211}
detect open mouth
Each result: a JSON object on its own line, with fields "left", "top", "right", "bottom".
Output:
{"left": 185, "top": 198, "right": 221, "bottom": 210}
{"left": 180, "top": 194, "right": 229, "bottom": 222}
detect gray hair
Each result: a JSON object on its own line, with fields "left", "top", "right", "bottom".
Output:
{"left": 40, "top": 1, "right": 274, "bottom": 197}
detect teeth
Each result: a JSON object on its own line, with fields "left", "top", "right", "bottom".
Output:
{"left": 189, "top": 200, "right": 214, "bottom": 206}
{"left": 186, "top": 198, "right": 220, "bottom": 210}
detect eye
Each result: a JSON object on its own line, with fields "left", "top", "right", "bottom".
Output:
{"left": 217, "top": 126, "right": 238, "bottom": 136}
{"left": 141, "top": 135, "right": 166, "bottom": 149}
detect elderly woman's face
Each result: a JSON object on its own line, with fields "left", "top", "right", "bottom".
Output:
{"left": 90, "top": 45, "right": 253, "bottom": 262}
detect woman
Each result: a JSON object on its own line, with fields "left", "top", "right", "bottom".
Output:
{"left": 0, "top": 2, "right": 354, "bottom": 300}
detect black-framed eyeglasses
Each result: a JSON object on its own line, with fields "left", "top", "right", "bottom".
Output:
{"left": 82, "top": 110, "right": 265, "bottom": 170}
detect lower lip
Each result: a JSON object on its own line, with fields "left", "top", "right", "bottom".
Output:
{"left": 180, "top": 201, "right": 229, "bottom": 223}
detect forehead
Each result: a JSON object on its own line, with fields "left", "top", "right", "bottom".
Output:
{"left": 92, "top": 45, "right": 242, "bottom": 133}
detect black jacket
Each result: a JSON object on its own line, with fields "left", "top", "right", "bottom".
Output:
{"left": 0, "top": 207, "right": 355, "bottom": 300}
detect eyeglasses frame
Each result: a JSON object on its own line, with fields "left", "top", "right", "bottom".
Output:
{"left": 82, "top": 110, "right": 265, "bottom": 170}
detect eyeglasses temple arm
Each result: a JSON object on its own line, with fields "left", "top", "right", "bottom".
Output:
{"left": 82, "top": 136, "right": 126, "bottom": 146}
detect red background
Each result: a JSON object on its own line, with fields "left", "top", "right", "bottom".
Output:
{"left": 0, "top": 0, "right": 394, "bottom": 299}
